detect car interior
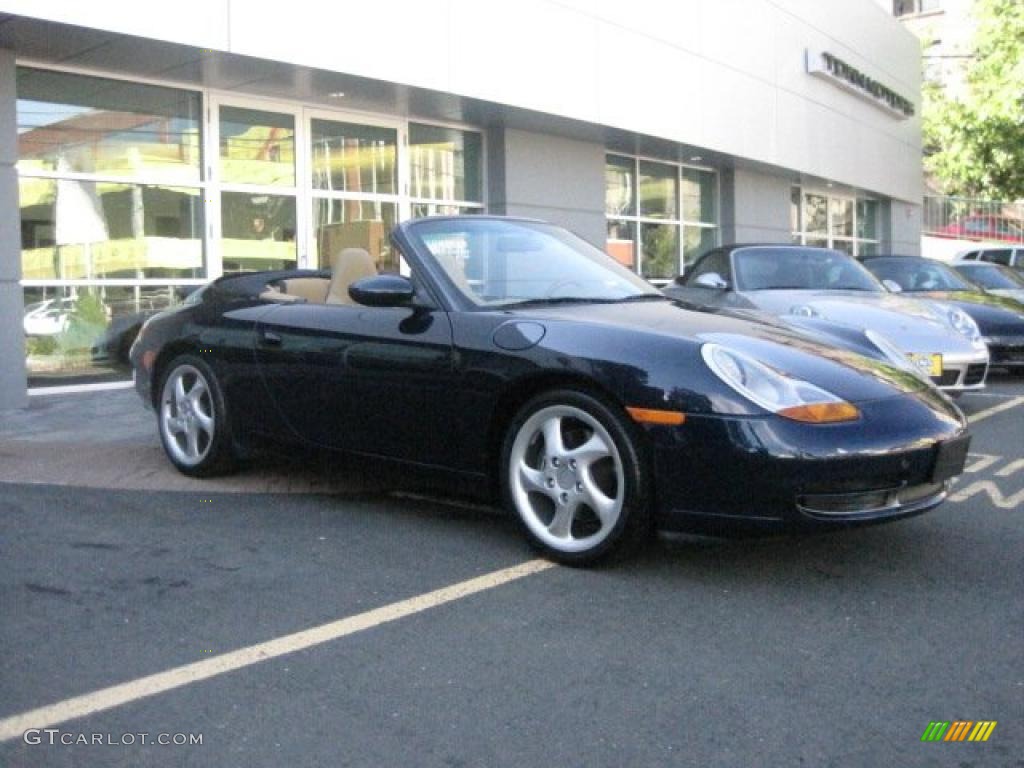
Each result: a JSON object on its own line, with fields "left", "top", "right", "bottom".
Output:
{"left": 258, "top": 248, "right": 377, "bottom": 305}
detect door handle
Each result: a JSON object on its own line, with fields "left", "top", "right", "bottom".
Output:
{"left": 260, "top": 330, "right": 283, "bottom": 347}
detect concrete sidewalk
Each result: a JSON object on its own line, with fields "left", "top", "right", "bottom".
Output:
{"left": 0, "top": 388, "right": 382, "bottom": 495}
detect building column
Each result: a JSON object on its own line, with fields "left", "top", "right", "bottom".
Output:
{"left": 884, "top": 199, "right": 922, "bottom": 256}
{"left": 719, "top": 167, "right": 793, "bottom": 244}
{"left": 0, "top": 49, "right": 26, "bottom": 410}
{"left": 487, "top": 127, "right": 606, "bottom": 248}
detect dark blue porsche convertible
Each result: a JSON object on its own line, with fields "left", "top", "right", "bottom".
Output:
{"left": 131, "top": 217, "right": 970, "bottom": 564}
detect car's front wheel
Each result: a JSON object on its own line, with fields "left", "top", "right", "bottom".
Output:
{"left": 501, "top": 390, "right": 651, "bottom": 565}
{"left": 157, "top": 355, "right": 236, "bottom": 477}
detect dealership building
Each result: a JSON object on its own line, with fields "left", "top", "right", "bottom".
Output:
{"left": 0, "top": 0, "right": 922, "bottom": 409}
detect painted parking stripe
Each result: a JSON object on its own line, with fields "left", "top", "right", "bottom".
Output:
{"left": 949, "top": 481, "right": 1024, "bottom": 508}
{"left": 964, "top": 453, "right": 1001, "bottom": 474}
{"left": 967, "top": 395, "right": 1024, "bottom": 424}
{"left": 995, "top": 458, "right": 1024, "bottom": 477}
{"left": 0, "top": 558, "right": 555, "bottom": 742}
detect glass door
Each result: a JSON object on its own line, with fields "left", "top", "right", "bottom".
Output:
{"left": 304, "top": 109, "right": 403, "bottom": 273}
{"left": 207, "top": 96, "right": 303, "bottom": 275}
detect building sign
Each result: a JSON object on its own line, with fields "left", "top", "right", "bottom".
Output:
{"left": 805, "top": 49, "right": 915, "bottom": 119}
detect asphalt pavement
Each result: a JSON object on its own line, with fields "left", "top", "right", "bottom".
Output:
{"left": 1, "top": 377, "right": 1022, "bottom": 767}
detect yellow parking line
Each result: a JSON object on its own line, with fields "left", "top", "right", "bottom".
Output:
{"left": 968, "top": 395, "right": 1024, "bottom": 425}
{"left": 0, "top": 558, "right": 555, "bottom": 742}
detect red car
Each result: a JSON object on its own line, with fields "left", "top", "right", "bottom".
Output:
{"left": 932, "top": 215, "right": 1024, "bottom": 243}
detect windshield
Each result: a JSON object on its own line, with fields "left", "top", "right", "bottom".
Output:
{"left": 732, "top": 247, "right": 883, "bottom": 292}
{"left": 407, "top": 218, "right": 662, "bottom": 307}
{"left": 957, "top": 264, "right": 1024, "bottom": 290}
{"left": 865, "top": 258, "right": 975, "bottom": 292}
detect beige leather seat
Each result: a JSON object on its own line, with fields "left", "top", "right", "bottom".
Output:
{"left": 259, "top": 278, "right": 330, "bottom": 303}
{"left": 280, "top": 277, "right": 330, "bottom": 302}
{"left": 326, "top": 248, "right": 377, "bottom": 305}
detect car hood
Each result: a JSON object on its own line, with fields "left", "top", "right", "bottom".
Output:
{"left": 508, "top": 299, "right": 933, "bottom": 404}
{"left": 736, "top": 290, "right": 980, "bottom": 355}
{"left": 907, "top": 291, "right": 1024, "bottom": 333}
{"left": 987, "top": 288, "right": 1024, "bottom": 303}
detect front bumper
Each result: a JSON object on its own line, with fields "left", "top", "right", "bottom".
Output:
{"left": 928, "top": 350, "right": 989, "bottom": 391}
{"left": 983, "top": 336, "right": 1024, "bottom": 368}
{"left": 649, "top": 388, "right": 968, "bottom": 535}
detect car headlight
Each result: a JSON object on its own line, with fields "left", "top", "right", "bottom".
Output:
{"left": 947, "top": 307, "right": 981, "bottom": 342}
{"left": 864, "top": 329, "right": 927, "bottom": 377}
{"left": 789, "top": 304, "right": 821, "bottom": 318}
{"left": 702, "top": 343, "right": 860, "bottom": 423}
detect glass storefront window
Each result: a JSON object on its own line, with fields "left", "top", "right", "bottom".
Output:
{"left": 606, "top": 155, "right": 718, "bottom": 280}
{"left": 408, "top": 123, "right": 482, "bottom": 203}
{"left": 792, "top": 187, "right": 882, "bottom": 256}
{"left": 684, "top": 226, "right": 716, "bottom": 267}
{"left": 682, "top": 169, "right": 715, "bottom": 223}
{"left": 19, "top": 178, "right": 204, "bottom": 280}
{"left": 16, "top": 68, "right": 202, "bottom": 183}
{"left": 606, "top": 156, "right": 635, "bottom": 217}
{"left": 640, "top": 222, "right": 679, "bottom": 280}
{"left": 220, "top": 192, "right": 297, "bottom": 272}
{"left": 638, "top": 161, "right": 678, "bottom": 220}
{"left": 857, "top": 199, "right": 878, "bottom": 240}
{"left": 830, "top": 197, "right": 854, "bottom": 239}
{"left": 219, "top": 106, "right": 296, "bottom": 187}
{"left": 312, "top": 199, "right": 398, "bottom": 272}
{"left": 16, "top": 68, "right": 489, "bottom": 387}
{"left": 23, "top": 284, "right": 190, "bottom": 385}
{"left": 832, "top": 239, "right": 855, "bottom": 256}
{"left": 805, "top": 193, "right": 828, "bottom": 235}
{"left": 411, "top": 203, "right": 482, "bottom": 218}
{"left": 606, "top": 219, "right": 636, "bottom": 269}
{"left": 310, "top": 119, "right": 397, "bottom": 195}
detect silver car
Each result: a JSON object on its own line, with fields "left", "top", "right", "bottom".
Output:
{"left": 665, "top": 245, "right": 989, "bottom": 393}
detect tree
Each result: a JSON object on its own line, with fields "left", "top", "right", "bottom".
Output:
{"left": 923, "top": 0, "right": 1024, "bottom": 199}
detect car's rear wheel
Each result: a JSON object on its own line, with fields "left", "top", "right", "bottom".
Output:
{"left": 158, "top": 355, "right": 236, "bottom": 477}
{"left": 501, "top": 390, "right": 651, "bottom": 565}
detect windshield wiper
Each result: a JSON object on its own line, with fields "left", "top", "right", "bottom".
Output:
{"left": 616, "top": 294, "right": 668, "bottom": 302}
{"left": 501, "top": 296, "right": 619, "bottom": 308}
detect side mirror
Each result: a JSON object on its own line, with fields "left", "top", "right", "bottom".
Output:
{"left": 881, "top": 279, "right": 903, "bottom": 293}
{"left": 349, "top": 274, "right": 416, "bottom": 307}
{"left": 694, "top": 272, "right": 729, "bottom": 290}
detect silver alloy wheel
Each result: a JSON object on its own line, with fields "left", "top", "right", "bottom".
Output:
{"left": 160, "top": 364, "right": 216, "bottom": 467}
{"left": 509, "top": 404, "right": 625, "bottom": 553}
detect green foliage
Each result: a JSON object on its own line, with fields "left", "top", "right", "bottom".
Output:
{"left": 642, "top": 226, "right": 679, "bottom": 280}
{"left": 25, "top": 335, "right": 58, "bottom": 357}
{"left": 57, "top": 292, "right": 107, "bottom": 356}
{"left": 923, "top": 0, "right": 1024, "bottom": 198}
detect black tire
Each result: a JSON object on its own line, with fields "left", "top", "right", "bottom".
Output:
{"left": 156, "top": 354, "right": 237, "bottom": 477}
{"left": 500, "top": 389, "right": 652, "bottom": 566}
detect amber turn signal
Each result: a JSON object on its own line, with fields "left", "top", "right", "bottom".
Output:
{"left": 777, "top": 402, "right": 860, "bottom": 423}
{"left": 626, "top": 407, "right": 686, "bottom": 426}
{"left": 142, "top": 350, "right": 157, "bottom": 371}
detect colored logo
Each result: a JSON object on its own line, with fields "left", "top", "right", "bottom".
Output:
{"left": 921, "top": 721, "right": 997, "bottom": 742}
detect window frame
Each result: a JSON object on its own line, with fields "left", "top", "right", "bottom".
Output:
{"left": 15, "top": 60, "right": 487, "bottom": 387}
{"left": 790, "top": 185, "right": 881, "bottom": 258}
{"left": 605, "top": 152, "right": 720, "bottom": 283}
